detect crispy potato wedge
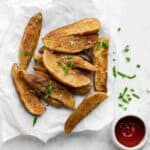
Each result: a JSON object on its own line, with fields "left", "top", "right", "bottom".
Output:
{"left": 43, "top": 34, "right": 98, "bottom": 53}
{"left": 70, "top": 84, "right": 91, "bottom": 95}
{"left": 45, "top": 97, "right": 63, "bottom": 108}
{"left": 59, "top": 54, "right": 97, "bottom": 71}
{"left": 65, "top": 92, "right": 108, "bottom": 134}
{"left": 21, "top": 70, "right": 75, "bottom": 109}
{"left": 11, "top": 64, "right": 45, "bottom": 116}
{"left": 43, "top": 50, "right": 90, "bottom": 88}
{"left": 93, "top": 37, "right": 109, "bottom": 92}
{"left": 19, "top": 12, "right": 42, "bottom": 70}
{"left": 33, "top": 64, "right": 48, "bottom": 74}
{"left": 34, "top": 53, "right": 43, "bottom": 64}
{"left": 43, "top": 18, "right": 100, "bottom": 38}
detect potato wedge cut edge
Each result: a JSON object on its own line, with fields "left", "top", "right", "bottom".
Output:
{"left": 65, "top": 92, "right": 108, "bottom": 134}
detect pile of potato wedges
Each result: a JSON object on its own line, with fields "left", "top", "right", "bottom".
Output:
{"left": 11, "top": 12, "right": 109, "bottom": 134}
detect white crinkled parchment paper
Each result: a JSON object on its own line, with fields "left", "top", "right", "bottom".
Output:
{"left": 0, "top": 0, "right": 116, "bottom": 143}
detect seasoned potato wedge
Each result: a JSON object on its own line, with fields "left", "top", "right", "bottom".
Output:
{"left": 93, "top": 37, "right": 109, "bottom": 92}
{"left": 65, "top": 92, "right": 108, "bottom": 134}
{"left": 43, "top": 18, "right": 100, "bottom": 38}
{"left": 43, "top": 50, "right": 90, "bottom": 88}
{"left": 45, "top": 97, "right": 63, "bottom": 108}
{"left": 19, "top": 12, "right": 42, "bottom": 70}
{"left": 43, "top": 34, "right": 98, "bottom": 53}
{"left": 33, "top": 64, "right": 48, "bottom": 74}
{"left": 34, "top": 53, "right": 43, "bottom": 64}
{"left": 59, "top": 54, "right": 97, "bottom": 71}
{"left": 21, "top": 70, "right": 75, "bottom": 109}
{"left": 11, "top": 64, "right": 45, "bottom": 116}
{"left": 70, "top": 84, "right": 91, "bottom": 95}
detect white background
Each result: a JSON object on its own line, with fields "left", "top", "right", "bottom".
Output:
{"left": 1, "top": 0, "right": 150, "bottom": 149}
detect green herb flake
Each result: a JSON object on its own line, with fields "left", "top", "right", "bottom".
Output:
{"left": 112, "top": 66, "right": 117, "bottom": 78}
{"left": 124, "top": 45, "right": 129, "bottom": 52}
{"left": 132, "top": 93, "right": 140, "bottom": 99}
{"left": 20, "top": 51, "right": 32, "bottom": 56}
{"left": 124, "top": 107, "right": 127, "bottom": 111}
{"left": 118, "top": 93, "right": 123, "bottom": 99}
{"left": 67, "top": 61, "right": 75, "bottom": 68}
{"left": 126, "top": 57, "right": 131, "bottom": 62}
{"left": 94, "top": 42, "right": 100, "bottom": 50}
{"left": 117, "top": 71, "right": 136, "bottom": 79}
{"left": 136, "top": 64, "right": 141, "bottom": 68}
{"left": 44, "top": 85, "right": 53, "bottom": 99}
{"left": 57, "top": 61, "right": 69, "bottom": 75}
{"left": 122, "top": 98, "right": 129, "bottom": 104}
{"left": 102, "top": 42, "right": 109, "bottom": 49}
{"left": 118, "top": 103, "right": 124, "bottom": 107}
{"left": 122, "top": 87, "right": 128, "bottom": 97}
{"left": 130, "top": 88, "right": 135, "bottom": 92}
{"left": 117, "top": 27, "right": 121, "bottom": 32}
{"left": 33, "top": 117, "right": 37, "bottom": 127}
{"left": 128, "top": 97, "right": 132, "bottom": 101}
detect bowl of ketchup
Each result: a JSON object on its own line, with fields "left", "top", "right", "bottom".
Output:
{"left": 111, "top": 115, "right": 148, "bottom": 150}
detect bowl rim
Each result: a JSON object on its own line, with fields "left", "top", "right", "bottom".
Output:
{"left": 111, "top": 114, "right": 148, "bottom": 150}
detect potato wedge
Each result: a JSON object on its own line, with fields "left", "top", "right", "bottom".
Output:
{"left": 70, "top": 84, "right": 91, "bottom": 95}
{"left": 93, "top": 37, "right": 109, "bottom": 92}
{"left": 33, "top": 64, "right": 48, "bottom": 74}
{"left": 43, "top": 50, "right": 90, "bottom": 88}
{"left": 45, "top": 97, "right": 63, "bottom": 108}
{"left": 59, "top": 54, "right": 97, "bottom": 71}
{"left": 65, "top": 92, "right": 108, "bottom": 134}
{"left": 11, "top": 64, "right": 45, "bottom": 116}
{"left": 34, "top": 53, "right": 43, "bottom": 64}
{"left": 43, "top": 34, "right": 98, "bottom": 53}
{"left": 21, "top": 70, "right": 75, "bottom": 109}
{"left": 43, "top": 18, "right": 100, "bottom": 38}
{"left": 19, "top": 12, "right": 42, "bottom": 70}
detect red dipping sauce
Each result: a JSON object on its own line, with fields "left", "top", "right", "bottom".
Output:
{"left": 115, "top": 116, "right": 145, "bottom": 147}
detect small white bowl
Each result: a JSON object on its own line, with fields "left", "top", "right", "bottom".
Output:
{"left": 111, "top": 114, "right": 148, "bottom": 150}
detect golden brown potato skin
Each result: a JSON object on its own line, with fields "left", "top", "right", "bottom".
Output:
{"left": 43, "top": 50, "right": 90, "bottom": 88}
{"left": 70, "top": 84, "right": 91, "bottom": 95}
{"left": 19, "top": 12, "right": 42, "bottom": 70}
{"left": 43, "top": 18, "right": 100, "bottom": 38}
{"left": 58, "top": 54, "right": 97, "bottom": 71}
{"left": 43, "top": 34, "right": 98, "bottom": 53}
{"left": 93, "top": 37, "right": 109, "bottom": 92}
{"left": 44, "top": 97, "right": 63, "bottom": 108}
{"left": 21, "top": 71, "right": 75, "bottom": 109}
{"left": 11, "top": 64, "right": 45, "bottom": 116}
{"left": 65, "top": 92, "right": 107, "bottom": 134}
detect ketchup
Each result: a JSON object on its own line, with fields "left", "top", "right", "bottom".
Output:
{"left": 115, "top": 116, "right": 145, "bottom": 147}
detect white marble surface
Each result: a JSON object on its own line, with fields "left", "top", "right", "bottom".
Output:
{"left": 1, "top": 0, "right": 150, "bottom": 149}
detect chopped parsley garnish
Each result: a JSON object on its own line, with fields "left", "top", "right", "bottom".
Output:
{"left": 136, "top": 64, "right": 141, "bottom": 68}
{"left": 132, "top": 93, "right": 140, "bottom": 99}
{"left": 112, "top": 66, "right": 117, "bottom": 77}
{"left": 130, "top": 88, "right": 135, "bottom": 92}
{"left": 117, "top": 71, "right": 136, "bottom": 79}
{"left": 124, "top": 45, "right": 129, "bottom": 52}
{"left": 44, "top": 85, "right": 53, "bottom": 99}
{"left": 126, "top": 57, "right": 131, "bottom": 62}
{"left": 67, "top": 61, "right": 75, "bottom": 68}
{"left": 94, "top": 42, "right": 100, "bottom": 49}
{"left": 117, "top": 27, "right": 121, "bottom": 32}
{"left": 122, "top": 87, "right": 128, "bottom": 97}
{"left": 118, "top": 104, "right": 124, "bottom": 107}
{"left": 20, "top": 51, "right": 32, "bottom": 56}
{"left": 33, "top": 117, "right": 37, "bottom": 127}
{"left": 102, "top": 42, "right": 109, "bottom": 49}
{"left": 57, "top": 61, "right": 69, "bottom": 75}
